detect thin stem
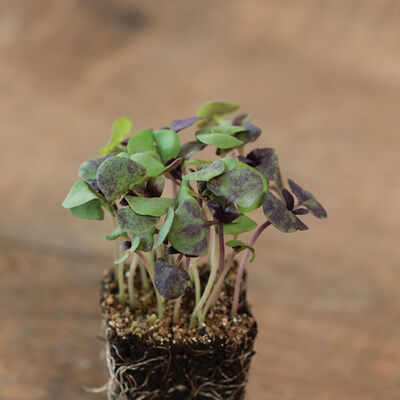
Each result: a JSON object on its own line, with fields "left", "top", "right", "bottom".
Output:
{"left": 137, "top": 251, "right": 154, "bottom": 281}
{"left": 190, "top": 258, "right": 201, "bottom": 306}
{"left": 231, "top": 221, "right": 271, "bottom": 316}
{"left": 128, "top": 253, "right": 139, "bottom": 308}
{"left": 218, "top": 223, "right": 225, "bottom": 273}
{"left": 142, "top": 251, "right": 155, "bottom": 291}
{"left": 172, "top": 179, "right": 178, "bottom": 199}
{"left": 238, "top": 145, "right": 245, "bottom": 157}
{"left": 138, "top": 251, "right": 165, "bottom": 319}
{"left": 205, "top": 207, "right": 219, "bottom": 275}
{"left": 229, "top": 150, "right": 238, "bottom": 160}
{"left": 189, "top": 223, "right": 219, "bottom": 329}
{"left": 157, "top": 292, "right": 164, "bottom": 320}
{"left": 175, "top": 253, "right": 184, "bottom": 267}
{"left": 117, "top": 263, "right": 125, "bottom": 303}
{"left": 173, "top": 297, "right": 182, "bottom": 323}
{"left": 201, "top": 252, "right": 236, "bottom": 319}
{"left": 139, "top": 264, "right": 150, "bottom": 291}
{"left": 184, "top": 257, "right": 190, "bottom": 272}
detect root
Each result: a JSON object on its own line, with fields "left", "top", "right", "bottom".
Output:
{"left": 98, "top": 335, "right": 254, "bottom": 400}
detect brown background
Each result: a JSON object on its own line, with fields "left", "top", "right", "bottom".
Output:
{"left": 1, "top": 1, "right": 399, "bottom": 399}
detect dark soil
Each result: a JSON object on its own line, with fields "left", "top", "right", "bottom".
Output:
{"left": 101, "top": 265, "right": 257, "bottom": 400}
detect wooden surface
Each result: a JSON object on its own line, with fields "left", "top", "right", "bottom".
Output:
{"left": 1, "top": 1, "right": 400, "bottom": 399}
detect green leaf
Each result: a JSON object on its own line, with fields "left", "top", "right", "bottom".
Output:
{"left": 100, "top": 118, "right": 132, "bottom": 155}
{"left": 127, "top": 129, "right": 156, "bottom": 155}
{"left": 125, "top": 195, "right": 174, "bottom": 217}
{"left": 178, "top": 141, "right": 207, "bottom": 160}
{"left": 153, "top": 129, "right": 181, "bottom": 164}
{"left": 117, "top": 152, "right": 130, "bottom": 158}
{"left": 154, "top": 259, "right": 190, "bottom": 299}
{"left": 70, "top": 199, "right": 104, "bottom": 220}
{"left": 130, "top": 152, "right": 164, "bottom": 178}
{"left": 263, "top": 192, "right": 306, "bottom": 233}
{"left": 184, "top": 159, "right": 212, "bottom": 169}
{"left": 226, "top": 240, "right": 256, "bottom": 262}
{"left": 116, "top": 208, "right": 158, "bottom": 234}
{"left": 183, "top": 159, "right": 225, "bottom": 181}
{"left": 153, "top": 207, "right": 174, "bottom": 250}
{"left": 114, "top": 236, "right": 141, "bottom": 265}
{"left": 196, "top": 101, "right": 239, "bottom": 128}
{"left": 168, "top": 197, "right": 209, "bottom": 256}
{"left": 104, "top": 226, "right": 125, "bottom": 240}
{"left": 96, "top": 156, "right": 146, "bottom": 202}
{"left": 207, "top": 168, "right": 264, "bottom": 208}
{"left": 222, "top": 214, "right": 257, "bottom": 235}
{"left": 62, "top": 181, "right": 98, "bottom": 208}
{"left": 196, "top": 132, "right": 243, "bottom": 149}
{"left": 196, "top": 125, "right": 246, "bottom": 136}
{"left": 288, "top": 179, "right": 327, "bottom": 219}
{"left": 220, "top": 156, "right": 237, "bottom": 170}
{"left": 176, "top": 180, "right": 192, "bottom": 204}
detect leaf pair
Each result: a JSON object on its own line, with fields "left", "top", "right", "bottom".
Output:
{"left": 62, "top": 181, "right": 104, "bottom": 220}
{"left": 263, "top": 180, "right": 326, "bottom": 232}
{"left": 196, "top": 125, "right": 245, "bottom": 149}
{"left": 114, "top": 236, "right": 141, "bottom": 264}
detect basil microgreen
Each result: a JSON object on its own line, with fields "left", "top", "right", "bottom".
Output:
{"left": 63, "top": 100, "right": 326, "bottom": 325}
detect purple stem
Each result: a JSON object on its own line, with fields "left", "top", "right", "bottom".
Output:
{"left": 231, "top": 221, "right": 271, "bottom": 316}
{"left": 218, "top": 223, "right": 225, "bottom": 274}
{"left": 184, "top": 256, "right": 190, "bottom": 272}
{"left": 175, "top": 253, "right": 184, "bottom": 267}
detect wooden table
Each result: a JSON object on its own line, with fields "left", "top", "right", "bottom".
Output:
{"left": 1, "top": 1, "right": 399, "bottom": 399}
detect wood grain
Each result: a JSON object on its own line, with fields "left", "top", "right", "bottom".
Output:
{"left": 1, "top": 1, "right": 399, "bottom": 399}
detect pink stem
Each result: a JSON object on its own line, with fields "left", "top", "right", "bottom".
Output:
{"left": 175, "top": 253, "right": 184, "bottom": 267}
{"left": 218, "top": 223, "right": 225, "bottom": 273}
{"left": 184, "top": 256, "right": 190, "bottom": 272}
{"left": 231, "top": 221, "right": 271, "bottom": 316}
{"left": 172, "top": 180, "right": 178, "bottom": 199}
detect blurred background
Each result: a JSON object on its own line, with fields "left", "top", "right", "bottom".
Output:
{"left": 1, "top": 1, "right": 399, "bottom": 399}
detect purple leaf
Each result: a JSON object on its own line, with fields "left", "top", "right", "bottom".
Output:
{"left": 232, "top": 113, "right": 248, "bottom": 126}
{"left": 235, "top": 123, "right": 262, "bottom": 144}
{"left": 178, "top": 141, "right": 207, "bottom": 160}
{"left": 120, "top": 241, "right": 131, "bottom": 251}
{"left": 263, "top": 192, "right": 306, "bottom": 233}
{"left": 207, "top": 200, "right": 224, "bottom": 221}
{"left": 221, "top": 206, "right": 240, "bottom": 223}
{"left": 166, "top": 246, "right": 180, "bottom": 255}
{"left": 292, "top": 208, "right": 309, "bottom": 215}
{"left": 282, "top": 189, "right": 294, "bottom": 211}
{"left": 170, "top": 117, "right": 203, "bottom": 132}
{"left": 154, "top": 259, "right": 190, "bottom": 299}
{"left": 165, "top": 158, "right": 183, "bottom": 180}
{"left": 288, "top": 179, "right": 327, "bottom": 219}
{"left": 146, "top": 176, "right": 165, "bottom": 197}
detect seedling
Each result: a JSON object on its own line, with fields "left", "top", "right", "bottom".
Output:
{"left": 62, "top": 101, "right": 326, "bottom": 328}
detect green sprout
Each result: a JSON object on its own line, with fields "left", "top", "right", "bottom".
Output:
{"left": 62, "top": 101, "right": 327, "bottom": 327}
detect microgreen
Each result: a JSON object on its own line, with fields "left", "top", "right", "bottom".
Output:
{"left": 63, "top": 101, "right": 326, "bottom": 326}
{"left": 100, "top": 117, "right": 132, "bottom": 155}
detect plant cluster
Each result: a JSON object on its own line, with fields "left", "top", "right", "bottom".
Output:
{"left": 63, "top": 101, "right": 326, "bottom": 328}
